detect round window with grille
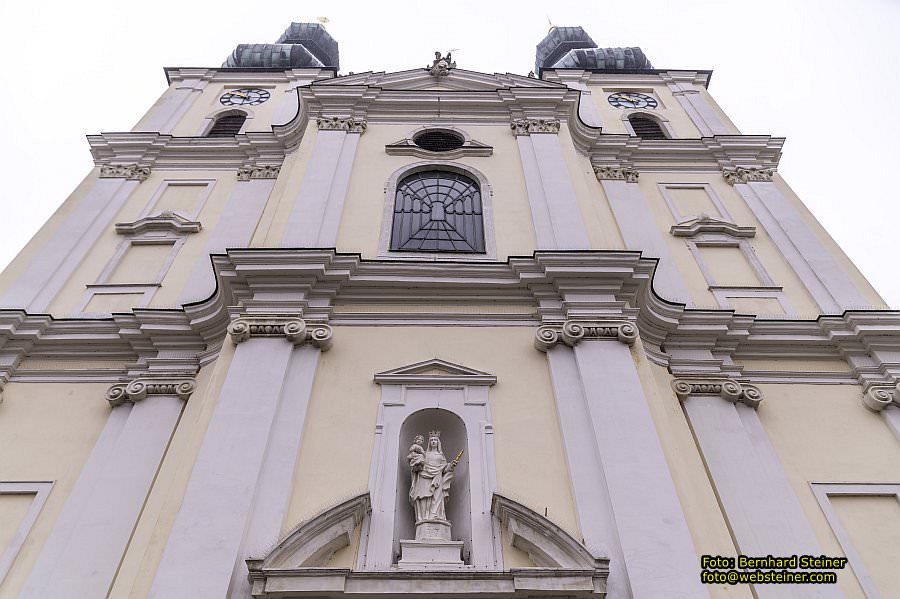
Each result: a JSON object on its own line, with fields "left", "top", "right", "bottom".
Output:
{"left": 412, "top": 130, "right": 465, "bottom": 153}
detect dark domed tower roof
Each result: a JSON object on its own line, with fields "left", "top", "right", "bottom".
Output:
{"left": 224, "top": 22, "right": 339, "bottom": 69}
{"left": 535, "top": 26, "right": 652, "bottom": 73}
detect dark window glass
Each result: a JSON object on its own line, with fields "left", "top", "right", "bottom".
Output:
{"left": 628, "top": 115, "right": 667, "bottom": 139}
{"left": 207, "top": 113, "right": 246, "bottom": 137}
{"left": 391, "top": 170, "right": 485, "bottom": 253}
{"left": 413, "top": 130, "right": 465, "bottom": 152}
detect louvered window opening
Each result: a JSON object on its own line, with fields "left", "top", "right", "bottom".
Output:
{"left": 628, "top": 115, "right": 667, "bottom": 139}
{"left": 413, "top": 130, "right": 465, "bottom": 152}
{"left": 207, "top": 114, "right": 247, "bottom": 137}
{"left": 391, "top": 170, "right": 485, "bottom": 253}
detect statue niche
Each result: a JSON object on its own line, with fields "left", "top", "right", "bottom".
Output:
{"left": 396, "top": 409, "right": 469, "bottom": 569}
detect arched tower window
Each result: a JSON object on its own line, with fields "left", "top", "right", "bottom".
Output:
{"left": 206, "top": 111, "right": 247, "bottom": 137}
{"left": 628, "top": 114, "right": 667, "bottom": 139}
{"left": 390, "top": 170, "right": 485, "bottom": 253}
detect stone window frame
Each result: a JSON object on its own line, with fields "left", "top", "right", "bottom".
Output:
{"left": 811, "top": 482, "right": 900, "bottom": 599}
{"left": 138, "top": 179, "right": 216, "bottom": 220}
{"left": 658, "top": 182, "right": 733, "bottom": 223}
{"left": 378, "top": 161, "right": 497, "bottom": 261}
{"left": 0, "top": 481, "right": 53, "bottom": 586}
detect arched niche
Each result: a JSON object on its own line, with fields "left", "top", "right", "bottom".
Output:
{"left": 394, "top": 408, "right": 471, "bottom": 563}
{"left": 360, "top": 359, "right": 500, "bottom": 571}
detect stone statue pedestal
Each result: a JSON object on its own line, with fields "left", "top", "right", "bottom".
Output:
{"left": 397, "top": 519, "right": 464, "bottom": 569}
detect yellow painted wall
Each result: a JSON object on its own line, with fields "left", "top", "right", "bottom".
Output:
{"left": 0, "top": 383, "right": 111, "bottom": 599}
{"left": 170, "top": 82, "right": 291, "bottom": 137}
{"left": 588, "top": 82, "right": 702, "bottom": 138}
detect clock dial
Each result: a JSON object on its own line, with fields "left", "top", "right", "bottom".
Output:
{"left": 607, "top": 92, "right": 658, "bottom": 110}
{"left": 220, "top": 88, "right": 271, "bottom": 106}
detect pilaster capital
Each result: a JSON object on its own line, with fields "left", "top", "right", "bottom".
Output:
{"left": 862, "top": 382, "right": 900, "bottom": 412}
{"left": 671, "top": 377, "right": 763, "bottom": 408}
{"left": 593, "top": 165, "right": 639, "bottom": 183}
{"left": 227, "top": 315, "right": 333, "bottom": 350}
{"left": 106, "top": 377, "right": 196, "bottom": 407}
{"left": 316, "top": 116, "right": 368, "bottom": 134}
{"left": 99, "top": 164, "right": 151, "bottom": 182}
{"left": 237, "top": 165, "right": 281, "bottom": 181}
{"left": 722, "top": 166, "right": 775, "bottom": 185}
{"left": 534, "top": 320, "right": 638, "bottom": 351}
{"left": 510, "top": 118, "right": 561, "bottom": 136}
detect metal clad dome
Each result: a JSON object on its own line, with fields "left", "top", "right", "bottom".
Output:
{"left": 535, "top": 26, "right": 652, "bottom": 72}
{"left": 535, "top": 26, "right": 596, "bottom": 73}
{"left": 224, "top": 22, "right": 338, "bottom": 69}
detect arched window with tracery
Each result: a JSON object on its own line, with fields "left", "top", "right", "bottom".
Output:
{"left": 390, "top": 170, "right": 485, "bottom": 253}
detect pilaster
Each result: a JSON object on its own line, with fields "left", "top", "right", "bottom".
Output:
{"left": 512, "top": 119, "right": 591, "bottom": 249}
{"left": 281, "top": 117, "right": 366, "bottom": 246}
{"left": 22, "top": 377, "right": 194, "bottom": 599}
{"left": 673, "top": 377, "right": 841, "bottom": 599}
{"left": 594, "top": 166, "right": 691, "bottom": 303}
{"left": 149, "top": 315, "right": 330, "bottom": 599}
{"left": 134, "top": 69, "right": 216, "bottom": 134}
{"left": 661, "top": 71, "right": 732, "bottom": 136}
{"left": 537, "top": 320, "right": 705, "bottom": 599}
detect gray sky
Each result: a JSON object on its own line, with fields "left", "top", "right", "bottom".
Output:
{"left": 2, "top": 0, "right": 898, "bottom": 309}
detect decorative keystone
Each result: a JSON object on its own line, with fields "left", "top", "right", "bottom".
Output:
{"left": 671, "top": 378, "right": 763, "bottom": 408}
{"left": 593, "top": 165, "right": 639, "bottom": 183}
{"left": 510, "top": 118, "right": 561, "bottom": 136}
{"left": 862, "top": 382, "right": 900, "bottom": 412}
{"left": 106, "top": 377, "right": 196, "bottom": 406}
{"left": 534, "top": 320, "right": 638, "bottom": 351}
{"left": 237, "top": 165, "right": 281, "bottom": 181}
{"left": 99, "top": 164, "right": 151, "bottom": 182}
{"left": 227, "top": 316, "right": 333, "bottom": 350}
{"left": 722, "top": 167, "right": 775, "bottom": 185}
{"left": 316, "top": 116, "right": 367, "bottom": 134}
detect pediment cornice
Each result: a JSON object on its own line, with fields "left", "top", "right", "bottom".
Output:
{"left": 1, "top": 250, "right": 897, "bottom": 388}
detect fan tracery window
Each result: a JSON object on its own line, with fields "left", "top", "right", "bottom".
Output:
{"left": 390, "top": 170, "right": 485, "bottom": 253}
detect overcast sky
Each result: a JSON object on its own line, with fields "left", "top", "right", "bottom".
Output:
{"left": 1, "top": 0, "right": 898, "bottom": 309}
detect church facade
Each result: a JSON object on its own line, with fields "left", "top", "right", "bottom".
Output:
{"left": 0, "top": 23, "right": 898, "bottom": 599}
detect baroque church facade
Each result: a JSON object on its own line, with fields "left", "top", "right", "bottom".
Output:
{"left": 0, "top": 22, "right": 898, "bottom": 599}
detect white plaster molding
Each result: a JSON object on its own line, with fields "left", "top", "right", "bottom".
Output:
{"left": 672, "top": 377, "right": 763, "bottom": 408}
{"left": 316, "top": 116, "right": 368, "bottom": 133}
{"left": 373, "top": 358, "right": 497, "bottom": 386}
{"left": 722, "top": 166, "right": 776, "bottom": 185}
{"left": 0, "top": 481, "right": 53, "bottom": 586}
{"left": 535, "top": 320, "right": 638, "bottom": 351}
{"left": 99, "top": 164, "right": 151, "bottom": 182}
{"left": 237, "top": 165, "right": 281, "bottom": 181}
{"left": 385, "top": 136, "right": 493, "bottom": 159}
{"left": 669, "top": 215, "right": 756, "bottom": 238}
{"left": 114, "top": 211, "right": 202, "bottom": 235}
{"left": 510, "top": 118, "right": 561, "bottom": 136}
{"left": 248, "top": 494, "right": 370, "bottom": 571}
{"left": 227, "top": 316, "right": 333, "bottom": 350}
{"left": 862, "top": 381, "right": 900, "bottom": 411}
{"left": 105, "top": 376, "right": 196, "bottom": 406}
{"left": 593, "top": 165, "right": 639, "bottom": 182}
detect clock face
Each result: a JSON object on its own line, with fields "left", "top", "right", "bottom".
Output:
{"left": 608, "top": 92, "right": 658, "bottom": 110}
{"left": 220, "top": 88, "right": 270, "bottom": 106}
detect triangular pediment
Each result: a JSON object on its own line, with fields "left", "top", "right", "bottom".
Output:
{"left": 317, "top": 68, "right": 563, "bottom": 92}
{"left": 374, "top": 358, "right": 497, "bottom": 385}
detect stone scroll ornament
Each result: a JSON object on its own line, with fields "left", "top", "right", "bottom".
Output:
{"left": 407, "top": 431, "right": 463, "bottom": 541}
{"left": 534, "top": 320, "right": 638, "bottom": 351}
{"left": 671, "top": 378, "right": 763, "bottom": 408}
{"left": 227, "top": 316, "right": 333, "bottom": 350}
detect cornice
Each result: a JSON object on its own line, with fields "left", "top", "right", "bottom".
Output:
{"left": 115, "top": 212, "right": 202, "bottom": 235}
{"left": 384, "top": 137, "right": 493, "bottom": 159}
{"left": 671, "top": 377, "right": 763, "bottom": 408}
{"left": 106, "top": 376, "right": 196, "bottom": 406}
{"left": 0, "top": 250, "right": 897, "bottom": 389}
{"left": 669, "top": 216, "right": 756, "bottom": 238}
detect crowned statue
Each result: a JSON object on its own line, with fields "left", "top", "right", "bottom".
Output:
{"left": 407, "top": 430, "right": 462, "bottom": 540}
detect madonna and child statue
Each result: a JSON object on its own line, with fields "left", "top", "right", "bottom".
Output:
{"left": 407, "top": 431, "right": 461, "bottom": 540}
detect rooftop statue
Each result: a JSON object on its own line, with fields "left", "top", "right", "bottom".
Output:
{"left": 428, "top": 51, "right": 456, "bottom": 77}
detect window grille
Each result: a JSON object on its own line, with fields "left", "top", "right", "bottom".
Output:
{"left": 390, "top": 170, "right": 485, "bottom": 253}
{"left": 413, "top": 130, "right": 465, "bottom": 152}
{"left": 207, "top": 113, "right": 247, "bottom": 137}
{"left": 628, "top": 115, "right": 667, "bottom": 139}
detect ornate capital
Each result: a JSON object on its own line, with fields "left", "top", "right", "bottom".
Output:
{"left": 510, "top": 118, "right": 560, "bottom": 136}
{"left": 99, "top": 164, "right": 151, "bottom": 182}
{"left": 671, "top": 378, "right": 763, "bottom": 408}
{"left": 227, "top": 316, "right": 333, "bottom": 350}
{"left": 862, "top": 382, "right": 900, "bottom": 412}
{"left": 106, "top": 377, "right": 195, "bottom": 407}
{"left": 534, "top": 320, "right": 638, "bottom": 351}
{"left": 722, "top": 167, "right": 775, "bottom": 185}
{"left": 593, "top": 165, "right": 639, "bottom": 183}
{"left": 237, "top": 165, "right": 281, "bottom": 181}
{"left": 316, "top": 116, "right": 367, "bottom": 134}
